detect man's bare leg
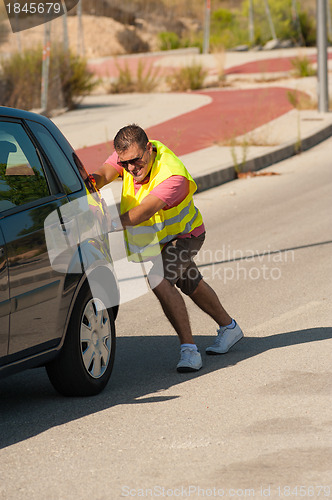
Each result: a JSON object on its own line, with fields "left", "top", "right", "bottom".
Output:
{"left": 190, "top": 279, "right": 232, "bottom": 326}
{"left": 152, "top": 277, "right": 202, "bottom": 371}
{"left": 152, "top": 278, "right": 194, "bottom": 344}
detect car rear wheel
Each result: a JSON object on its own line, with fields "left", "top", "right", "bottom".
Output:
{"left": 46, "top": 281, "right": 116, "bottom": 396}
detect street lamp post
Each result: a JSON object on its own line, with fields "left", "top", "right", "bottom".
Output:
{"left": 264, "top": 0, "right": 277, "bottom": 41}
{"left": 77, "top": 0, "right": 85, "bottom": 56}
{"left": 61, "top": 0, "right": 69, "bottom": 53}
{"left": 203, "top": 0, "right": 211, "bottom": 54}
{"left": 41, "top": 22, "right": 51, "bottom": 112}
{"left": 248, "top": 0, "right": 254, "bottom": 45}
{"left": 317, "top": 0, "right": 329, "bottom": 112}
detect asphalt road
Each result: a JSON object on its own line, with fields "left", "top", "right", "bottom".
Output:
{"left": 0, "top": 139, "right": 331, "bottom": 500}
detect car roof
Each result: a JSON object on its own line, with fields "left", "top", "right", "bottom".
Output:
{"left": 0, "top": 106, "right": 53, "bottom": 127}
{"left": 0, "top": 106, "right": 77, "bottom": 155}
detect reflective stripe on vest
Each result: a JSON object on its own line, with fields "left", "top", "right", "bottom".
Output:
{"left": 125, "top": 205, "right": 201, "bottom": 255}
{"left": 121, "top": 140, "right": 203, "bottom": 261}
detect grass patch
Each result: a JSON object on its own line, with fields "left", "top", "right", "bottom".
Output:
{"left": 158, "top": 31, "right": 181, "bottom": 51}
{"left": 108, "top": 59, "right": 160, "bottom": 93}
{"left": 230, "top": 137, "right": 248, "bottom": 176}
{"left": 166, "top": 61, "right": 208, "bottom": 91}
{"left": 291, "top": 55, "right": 316, "bottom": 78}
{"left": 287, "top": 89, "right": 316, "bottom": 110}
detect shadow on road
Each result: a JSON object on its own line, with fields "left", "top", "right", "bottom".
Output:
{"left": 0, "top": 327, "right": 330, "bottom": 449}
{"left": 75, "top": 101, "right": 125, "bottom": 110}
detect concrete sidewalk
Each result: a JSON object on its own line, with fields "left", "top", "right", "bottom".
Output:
{"left": 51, "top": 48, "right": 332, "bottom": 203}
{"left": 185, "top": 108, "right": 332, "bottom": 193}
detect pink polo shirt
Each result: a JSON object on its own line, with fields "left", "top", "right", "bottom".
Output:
{"left": 105, "top": 151, "right": 205, "bottom": 237}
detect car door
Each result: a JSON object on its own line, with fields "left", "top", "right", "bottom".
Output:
{"left": 0, "top": 225, "right": 9, "bottom": 357}
{"left": 0, "top": 119, "right": 71, "bottom": 357}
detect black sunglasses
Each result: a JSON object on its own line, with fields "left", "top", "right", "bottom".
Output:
{"left": 117, "top": 144, "right": 148, "bottom": 169}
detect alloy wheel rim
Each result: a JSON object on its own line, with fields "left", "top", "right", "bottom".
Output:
{"left": 80, "top": 298, "right": 111, "bottom": 379}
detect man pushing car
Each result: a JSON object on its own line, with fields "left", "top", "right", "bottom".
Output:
{"left": 92, "top": 124, "right": 243, "bottom": 372}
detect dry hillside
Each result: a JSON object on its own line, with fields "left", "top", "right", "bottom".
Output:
{"left": 0, "top": 0, "right": 321, "bottom": 59}
{"left": 0, "top": 14, "right": 159, "bottom": 59}
{"left": 0, "top": 2, "right": 200, "bottom": 59}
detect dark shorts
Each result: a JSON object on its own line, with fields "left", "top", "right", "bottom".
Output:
{"left": 149, "top": 232, "right": 205, "bottom": 296}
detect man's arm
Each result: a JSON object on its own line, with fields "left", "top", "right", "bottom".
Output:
{"left": 119, "top": 194, "right": 166, "bottom": 228}
{"left": 92, "top": 163, "right": 120, "bottom": 190}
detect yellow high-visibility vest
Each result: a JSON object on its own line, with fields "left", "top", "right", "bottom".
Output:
{"left": 120, "top": 140, "right": 203, "bottom": 261}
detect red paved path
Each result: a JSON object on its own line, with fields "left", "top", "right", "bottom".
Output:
{"left": 224, "top": 53, "right": 332, "bottom": 75}
{"left": 79, "top": 54, "right": 320, "bottom": 172}
{"left": 77, "top": 86, "right": 305, "bottom": 173}
{"left": 89, "top": 53, "right": 332, "bottom": 78}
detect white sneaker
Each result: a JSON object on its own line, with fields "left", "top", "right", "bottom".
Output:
{"left": 176, "top": 348, "right": 202, "bottom": 372}
{"left": 206, "top": 323, "right": 244, "bottom": 354}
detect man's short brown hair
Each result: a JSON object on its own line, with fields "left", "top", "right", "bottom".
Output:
{"left": 113, "top": 124, "right": 148, "bottom": 153}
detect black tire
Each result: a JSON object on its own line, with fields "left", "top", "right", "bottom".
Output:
{"left": 46, "top": 281, "right": 116, "bottom": 397}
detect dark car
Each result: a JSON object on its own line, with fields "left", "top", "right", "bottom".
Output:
{"left": 0, "top": 106, "right": 119, "bottom": 396}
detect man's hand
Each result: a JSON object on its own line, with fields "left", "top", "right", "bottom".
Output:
{"left": 120, "top": 194, "right": 166, "bottom": 228}
{"left": 92, "top": 163, "right": 119, "bottom": 190}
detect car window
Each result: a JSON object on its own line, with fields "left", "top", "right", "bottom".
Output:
{"left": 27, "top": 120, "right": 81, "bottom": 194}
{"left": 72, "top": 153, "right": 96, "bottom": 195}
{"left": 0, "top": 122, "right": 50, "bottom": 212}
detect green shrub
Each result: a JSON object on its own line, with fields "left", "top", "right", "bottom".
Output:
{"left": 0, "top": 48, "right": 42, "bottom": 110}
{"left": 298, "top": 10, "right": 316, "bottom": 46}
{"left": 210, "top": 7, "right": 248, "bottom": 49}
{"left": 0, "top": 45, "right": 97, "bottom": 111}
{"left": 290, "top": 55, "right": 316, "bottom": 77}
{"left": 180, "top": 32, "right": 203, "bottom": 52}
{"left": 52, "top": 46, "right": 98, "bottom": 109}
{"left": 135, "top": 60, "right": 160, "bottom": 92}
{"left": 241, "top": 0, "right": 317, "bottom": 46}
{"left": 158, "top": 31, "right": 181, "bottom": 51}
{"left": 166, "top": 61, "right": 208, "bottom": 91}
{"left": 212, "top": 8, "right": 235, "bottom": 25}
{"left": 110, "top": 63, "right": 135, "bottom": 94}
{"left": 110, "top": 59, "right": 159, "bottom": 93}
{"left": 158, "top": 30, "right": 203, "bottom": 53}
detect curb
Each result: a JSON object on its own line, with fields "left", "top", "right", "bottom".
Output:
{"left": 88, "top": 47, "right": 200, "bottom": 65}
{"left": 194, "top": 120, "right": 332, "bottom": 193}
